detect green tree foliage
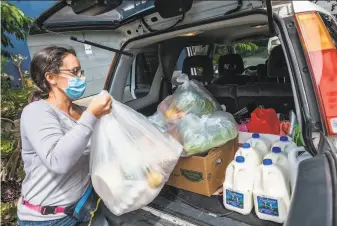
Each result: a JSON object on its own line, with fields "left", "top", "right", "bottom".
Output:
{"left": 1, "top": 55, "right": 33, "bottom": 118}
{"left": 234, "top": 42, "right": 259, "bottom": 57}
{"left": 212, "top": 45, "right": 228, "bottom": 65}
{"left": 1, "top": 4, "right": 33, "bottom": 223}
{"left": 234, "top": 42, "right": 259, "bottom": 52}
{"left": 1, "top": 1, "right": 33, "bottom": 57}
{"left": 213, "top": 42, "right": 260, "bottom": 65}
{"left": 0, "top": 202, "right": 18, "bottom": 225}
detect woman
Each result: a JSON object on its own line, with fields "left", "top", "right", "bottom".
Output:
{"left": 17, "top": 46, "right": 112, "bottom": 225}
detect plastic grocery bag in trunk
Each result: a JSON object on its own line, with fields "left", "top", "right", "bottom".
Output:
{"left": 147, "top": 112, "right": 168, "bottom": 132}
{"left": 175, "top": 111, "right": 238, "bottom": 157}
{"left": 90, "top": 98, "right": 182, "bottom": 216}
{"left": 160, "top": 74, "right": 221, "bottom": 123}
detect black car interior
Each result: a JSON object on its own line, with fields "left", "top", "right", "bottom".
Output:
{"left": 146, "top": 42, "right": 294, "bottom": 226}
{"left": 181, "top": 55, "right": 214, "bottom": 84}
{"left": 179, "top": 44, "right": 294, "bottom": 116}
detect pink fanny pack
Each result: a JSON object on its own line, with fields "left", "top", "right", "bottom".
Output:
{"left": 21, "top": 197, "right": 65, "bottom": 215}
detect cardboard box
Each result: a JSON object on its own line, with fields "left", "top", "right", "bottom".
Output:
{"left": 166, "top": 138, "right": 238, "bottom": 196}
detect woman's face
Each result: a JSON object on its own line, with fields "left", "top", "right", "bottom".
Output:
{"left": 46, "top": 53, "right": 82, "bottom": 89}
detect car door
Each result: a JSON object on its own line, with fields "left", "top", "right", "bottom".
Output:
{"left": 281, "top": 2, "right": 337, "bottom": 226}
{"left": 122, "top": 50, "right": 160, "bottom": 116}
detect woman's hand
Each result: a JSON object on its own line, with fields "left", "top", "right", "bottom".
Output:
{"left": 87, "top": 94, "right": 112, "bottom": 119}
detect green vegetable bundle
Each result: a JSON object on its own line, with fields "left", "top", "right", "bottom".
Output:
{"left": 163, "top": 76, "right": 221, "bottom": 123}
{"left": 177, "top": 112, "right": 238, "bottom": 157}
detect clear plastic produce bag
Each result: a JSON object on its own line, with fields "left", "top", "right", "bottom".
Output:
{"left": 176, "top": 111, "right": 238, "bottom": 157}
{"left": 90, "top": 98, "right": 182, "bottom": 216}
{"left": 160, "top": 74, "right": 221, "bottom": 124}
{"left": 148, "top": 111, "right": 168, "bottom": 132}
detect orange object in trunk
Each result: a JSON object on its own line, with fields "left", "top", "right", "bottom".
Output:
{"left": 247, "top": 108, "right": 280, "bottom": 135}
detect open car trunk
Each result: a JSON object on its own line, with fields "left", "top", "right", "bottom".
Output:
{"left": 151, "top": 186, "right": 281, "bottom": 226}
{"left": 100, "top": 185, "right": 281, "bottom": 226}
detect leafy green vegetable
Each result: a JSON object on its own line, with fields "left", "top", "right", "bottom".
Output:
{"left": 183, "top": 126, "right": 237, "bottom": 156}
{"left": 177, "top": 113, "right": 238, "bottom": 157}
{"left": 172, "top": 90, "right": 218, "bottom": 116}
{"left": 1, "top": 139, "right": 14, "bottom": 156}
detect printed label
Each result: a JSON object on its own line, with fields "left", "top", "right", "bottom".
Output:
{"left": 180, "top": 169, "right": 203, "bottom": 182}
{"left": 225, "top": 189, "right": 244, "bottom": 209}
{"left": 84, "top": 44, "right": 92, "bottom": 54}
{"left": 257, "top": 196, "right": 279, "bottom": 216}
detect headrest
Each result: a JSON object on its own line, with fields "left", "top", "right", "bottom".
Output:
{"left": 182, "top": 55, "right": 213, "bottom": 83}
{"left": 257, "top": 64, "right": 267, "bottom": 80}
{"left": 267, "top": 45, "right": 289, "bottom": 78}
{"left": 218, "top": 54, "right": 244, "bottom": 76}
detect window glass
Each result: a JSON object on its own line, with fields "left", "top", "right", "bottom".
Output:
{"left": 234, "top": 38, "right": 272, "bottom": 68}
{"left": 190, "top": 45, "right": 209, "bottom": 55}
{"left": 123, "top": 52, "right": 159, "bottom": 102}
{"left": 212, "top": 44, "right": 229, "bottom": 76}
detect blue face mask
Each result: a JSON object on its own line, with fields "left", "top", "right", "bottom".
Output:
{"left": 63, "top": 77, "right": 86, "bottom": 100}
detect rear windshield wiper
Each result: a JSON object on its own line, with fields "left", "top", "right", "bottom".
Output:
{"left": 39, "top": 25, "right": 133, "bottom": 57}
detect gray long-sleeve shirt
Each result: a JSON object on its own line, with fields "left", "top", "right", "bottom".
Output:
{"left": 17, "top": 100, "right": 97, "bottom": 221}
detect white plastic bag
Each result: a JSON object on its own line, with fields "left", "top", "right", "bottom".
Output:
{"left": 160, "top": 74, "right": 222, "bottom": 124}
{"left": 90, "top": 98, "right": 182, "bottom": 216}
{"left": 176, "top": 111, "right": 238, "bottom": 157}
{"left": 147, "top": 112, "right": 168, "bottom": 132}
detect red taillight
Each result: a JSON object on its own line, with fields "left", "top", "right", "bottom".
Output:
{"left": 295, "top": 12, "right": 337, "bottom": 136}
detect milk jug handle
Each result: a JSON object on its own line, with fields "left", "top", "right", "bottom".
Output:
{"left": 288, "top": 146, "right": 306, "bottom": 160}
{"left": 227, "top": 164, "right": 235, "bottom": 187}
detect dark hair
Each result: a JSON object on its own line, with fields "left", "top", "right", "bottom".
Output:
{"left": 29, "top": 46, "right": 76, "bottom": 102}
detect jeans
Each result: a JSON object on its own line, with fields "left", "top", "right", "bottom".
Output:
{"left": 17, "top": 216, "right": 78, "bottom": 226}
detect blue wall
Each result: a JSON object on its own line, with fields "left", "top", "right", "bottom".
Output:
{"left": 2, "top": 1, "right": 55, "bottom": 87}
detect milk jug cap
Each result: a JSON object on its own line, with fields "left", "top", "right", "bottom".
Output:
{"left": 236, "top": 156, "right": 245, "bottom": 163}
{"left": 280, "top": 136, "right": 288, "bottom": 142}
{"left": 252, "top": 133, "right": 260, "bottom": 138}
{"left": 272, "top": 147, "right": 281, "bottom": 153}
{"left": 242, "top": 143, "right": 251, "bottom": 149}
{"left": 263, "top": 159, "right": 273, "bottom": 165}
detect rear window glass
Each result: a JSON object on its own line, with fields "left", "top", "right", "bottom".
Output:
{"left": 234, "top": 39, "right": 270, "bottom": 68}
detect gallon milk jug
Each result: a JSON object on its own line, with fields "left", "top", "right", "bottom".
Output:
{"left": 246, "top": 133, "right": 270, "bottom": 157}
{"left": 288, "top": 147, "right": 311, "bottom": 191}
{"left": 264, "top": 147, "right": 290, "bottom": 183}
{"left": 271, "top": 136, "right": 297, "bottom": 155}
{"left": 253, "top": 159, "right": 290, "bottom": 223}
{"left": 223, "top": 156, "right": 255, "bottom": 215}
{"left": 235, "top": 143, "right": 262, "bottom": 167}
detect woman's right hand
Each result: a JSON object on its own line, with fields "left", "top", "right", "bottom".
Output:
{"left": 86, "top": 94, "right": 112, "bottom": 119}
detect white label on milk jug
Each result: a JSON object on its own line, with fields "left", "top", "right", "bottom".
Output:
{"left": 225, "top": 189, "right": 244, "bottom": 209}
{"left": 257, "top": 196, "right": 279, "bottom": 216}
